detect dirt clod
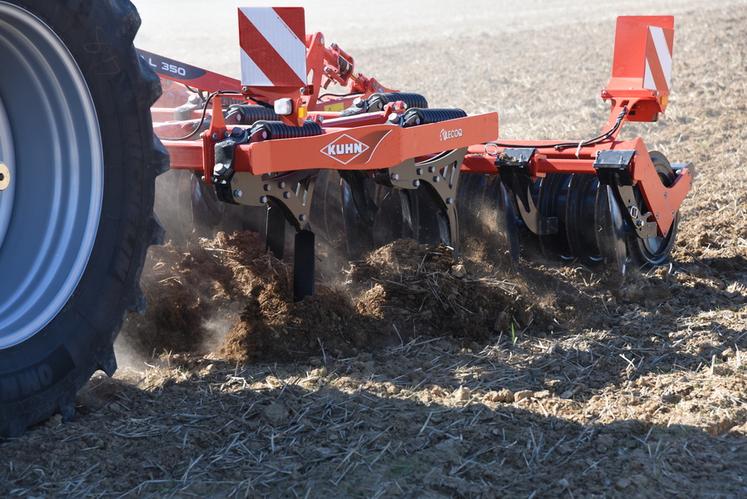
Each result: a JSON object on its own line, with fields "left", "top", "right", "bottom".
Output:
{"left": 514, "top": 390, "right": 534, "bottom": 402}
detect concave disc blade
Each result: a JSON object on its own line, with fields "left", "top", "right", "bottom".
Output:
{"left": 373, "top": 186, "right": 423, "bottom": 246}
{"left": 457, "top": 174, "right": 519, "bottom": 264}
{"left": 595, "top": 184, "right": 628, "bottom": 274}
{"left": 309, "top": 170, "right": 350, "bottom": 253}
{"left": 154, "top": 170, "right": 199, "bottom": 244}
{"left": 537, "top": 173, "right": 572, "bottom": 260}
{"left": 155, "top": 170, "right": 267, "bottom": 244}
{"left": 564, "top": 174, "right": 602, "bottom": 265}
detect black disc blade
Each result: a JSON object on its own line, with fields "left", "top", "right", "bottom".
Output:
{"left": 407, "top": 185, "right": 450, "bottom": 246}
{"left": 457, "top": 174, "right": 519, "bottom": 264}
{"left": 595, "top": 185, "right": 628, "bottom": 274}
{"left": 537, "top": 174, "right": 572, "bottom": 260}
{"left": 154, "top": 170, "right": 198, "bottom": 244}
{"left": 564, "top": 174, "right": 603, "bottom": 265}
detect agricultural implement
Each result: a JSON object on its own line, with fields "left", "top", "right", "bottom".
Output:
{"left": 0, "top": 2, "right": 692, "bottom": 436}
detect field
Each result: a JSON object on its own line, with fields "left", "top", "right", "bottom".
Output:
{"left": 2, "top": 0, "right": 746, "bottom": 496}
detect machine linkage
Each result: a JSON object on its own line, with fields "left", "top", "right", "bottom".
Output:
{"left": 147, "top": 10, "right": 694, "bottom": 300}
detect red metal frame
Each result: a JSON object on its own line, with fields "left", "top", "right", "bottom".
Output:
{"left": 148, "top": 13, "right": 692, "bottom": 239}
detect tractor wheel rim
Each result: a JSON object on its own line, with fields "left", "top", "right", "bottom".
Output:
{"left": 0, "top": 3, "right": 104, "bottom": 349}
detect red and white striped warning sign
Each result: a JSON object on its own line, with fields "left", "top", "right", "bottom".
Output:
{"left": 643, "top": 26, "right": 673, "bottom": 94}
{"left": 238, "top": 7, "right": 307, "bottom": 87}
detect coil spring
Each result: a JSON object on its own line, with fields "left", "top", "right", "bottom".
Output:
{"left": 229, "top": 105, "right": 280, "bottom": 125}
{"left": 401, "top": 108, "right": 467, "bottom": 127}
{"left": 368, "top": 92, "right": 429, "bottom": 111}
{"left": 250, "top": 120, "right": 324, "bottom": 141}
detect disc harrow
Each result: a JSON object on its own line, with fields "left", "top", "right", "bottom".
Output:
{"left": 146, "top": 10, "right": 694, "bottom": 300}
{"left": 0, "top": 3, "right": 696, "bottom": 436}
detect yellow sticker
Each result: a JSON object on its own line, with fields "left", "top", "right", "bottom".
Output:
{"left": 323, "top": 103, "right": 346, "bottom": 112}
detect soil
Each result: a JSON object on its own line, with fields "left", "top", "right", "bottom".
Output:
{"left": 1, "top": 2, "right": 746, "bottom": 497}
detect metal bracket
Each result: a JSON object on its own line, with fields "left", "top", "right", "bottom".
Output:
{"left": 593, "top": 149, "right": 657, "bottom": 239}
{"left": 499, "top": 147, "right": 536, "bottom": 167}
{"left": 212, "top": 127, "right": 315, "bottom": 232}
{"left": 385, "top": 148, "right": 467, "bottom": 249}
{"left": 174, "top": 94, "right": 205, "bottom": 121}
{"left": 672, "top": 161, "right": 696, "bottom": 180}
{"left": 612, "top": 184, "right": 658, "bottom": 239}
{"left": 593, "top": 150, "right": 635, "bottom": 185}
{"left": 497, "top": 148, "right": 558, "bottom": 236}
{"left": 212, "top": 127, "right": 250, "bottom": 193}
{"left": 229, "top": 171, "right": 317, "bottom": 231}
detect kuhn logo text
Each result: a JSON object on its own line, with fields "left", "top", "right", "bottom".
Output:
{"left": 321, "top": 134, "right": 370, "bottom": 165}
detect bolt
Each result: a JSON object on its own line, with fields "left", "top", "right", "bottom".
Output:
{"left": 233, "top": 189, "right": 243, "bottom": 199}
{"left": 283, "top": 192, "right": 291, "bottom": 199}
{"left": 413, "top": 179, "right": 421, "bottom": 188}
{"left": 635, "top": 219, "right": 645, "bottom": 228}
{"left": 211, "top": 133, "right": 220, "bottom": 141}
{"left": 260, "top": 195, "right": 269, "bottom": 204}
{"left": 446, "top": 197, "right": 455, "bottom": 205}
{"left": 391, "top": 173, "right": 400, "bottom": 182}
{"left": 428, "top": 166, "right": 436, "bottom": 173}
{"left": 416, "top": 168, "right": 423, "bottom": 176}
{"left": 433, "top": 176, "right": 441, "bottom": 183}
{"left": 299, "top": 214, "right": 307, "bottom": 222}
{"left": 279, "top": 181, "right": 287, "bottom": 189}
{"left": 263, "top": 184, "right": 272, "bottom": 192}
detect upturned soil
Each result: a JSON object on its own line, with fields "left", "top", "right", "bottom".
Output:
{"left": 1, "top": 1, "right": 746, "bottom": 497}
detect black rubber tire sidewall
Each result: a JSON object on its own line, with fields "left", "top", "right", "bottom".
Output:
{"left": 0, "top": 0, "right": 164, "bottom": 436}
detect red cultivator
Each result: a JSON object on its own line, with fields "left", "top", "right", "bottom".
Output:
{"left": 145, "top": 10, "right": 692, "bottom": 300}
{"left": 0, "top": 1, "right": 693, "bottom": 436}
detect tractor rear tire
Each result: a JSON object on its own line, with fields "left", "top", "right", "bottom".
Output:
{"left": 0, "top": 0, "right": 166, "bottom": 437}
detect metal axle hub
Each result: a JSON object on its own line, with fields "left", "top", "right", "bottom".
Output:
{"left": 0, "top": 163, "right": 9, "bottom": 191}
